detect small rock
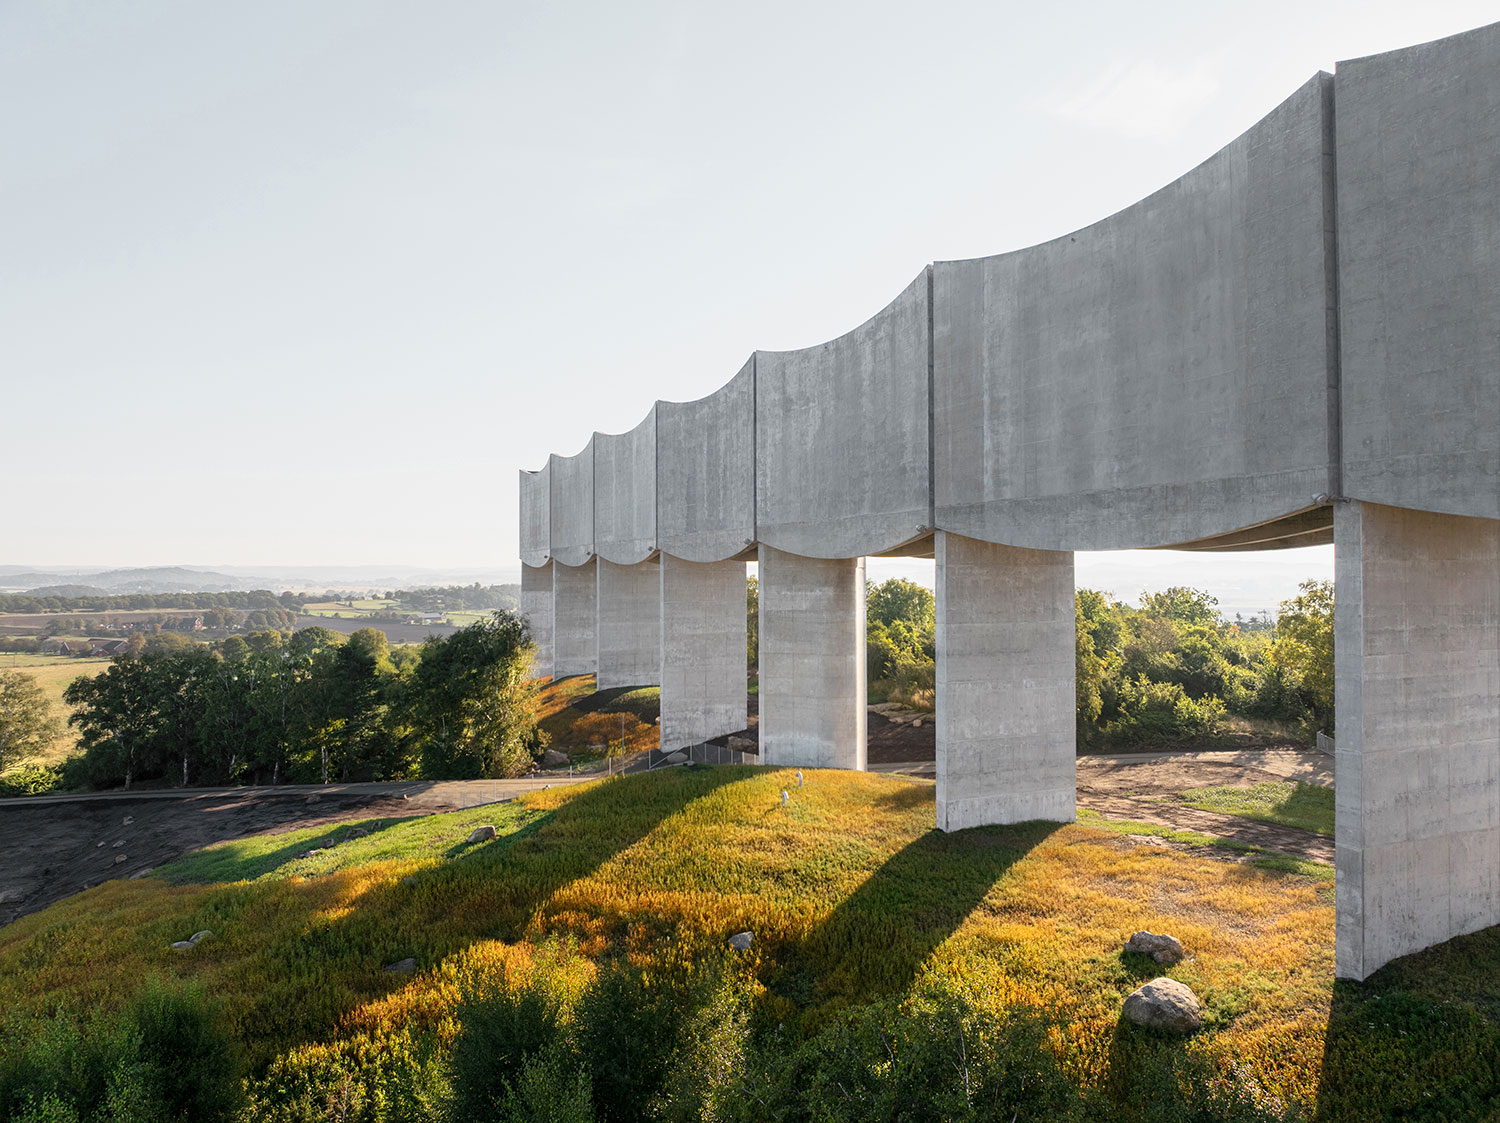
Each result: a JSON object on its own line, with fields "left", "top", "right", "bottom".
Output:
{"left": 189, "top": 930, "right": 212, "bottom": 944}
{"left": 113, "top": 854, "right": 127, "bottom": 864}
{"left": 170, "top": 941, "right": 195, "bottom": 951}
{"left": 1122, "top": 977, "right": 1201, "bottom": 1034}
{"left": 466, "top": 825, "right": 497, "bottom": 844}
{"left": 384, "top": 957, "right": 416, "bottom": 975}
{"left": 346, "top": 827, "right": 370, "bottom": 839}
{"left": 1125, "top": 931, "right": 1187, "bottom": 966}
{"left": 541, "top": 749, "right": 571, "bottom": 767}
{"left": 129, "top": 869, "right": 152, "bottom": 880}
{"left": 112, "top": 840, "right": 125, "bottom": 848}
{"left": 122, "top": 815, "right": 134, "bottom": 826}
{"left": 96, "top": 841, "right": 106, "bottom": 848}
{"left": 306, "top": 795, "right": 320, "bottom": 803}
{"left": 912, "top": 719, "right": 922, "bottom": 728}
{"left": 728, "top": 931, "right": 753, "bottom": 951}
{"left": 400, "top": 876, "right": 416, "bottom": 886}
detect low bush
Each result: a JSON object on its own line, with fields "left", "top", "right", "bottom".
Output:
{"left": 1104, "top": 677, "right": 1227, "bottom": 745}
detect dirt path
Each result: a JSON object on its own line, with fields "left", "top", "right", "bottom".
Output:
{"left": 1076, "top": 751, "right": 1334, "bottom": 863}
{"left": 0, "top": 777, "right": 590, "bottom": 929}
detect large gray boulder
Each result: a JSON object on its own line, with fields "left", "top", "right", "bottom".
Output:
{"left": 541, "top": 749, "right": 571, "bottom": 767}
{"left": 465, "top": 825, "right": 497, "bottom": 844}
{"left": 1125, "top": 930, "right": 1187, "bottom": 966}
{"left": 728, "top": 931, "right": 753, "bottom": 951}
{"left": 1122, "top": 977, "right": 1202, "bottom": 1034}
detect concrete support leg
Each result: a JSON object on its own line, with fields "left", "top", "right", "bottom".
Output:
{"left": 521, "top": 561, "right": 554, "bottom": 679}
{"left": 1335, "top": 501, "right": 1500, "bottom": 979}
{"left": 935, "top": 531, "right": 1076, "bottom": 831}
{"left": 757, "top": 545, "right": 866, "bottom": 769}
{"left": 596, "top": 558, "right": 662, "bottom": 690}
{"left": 660, "top": 555, "right": 748, "bottom": 751}
{"left": 552, "top": 558, "right": 598, "bottom": 678}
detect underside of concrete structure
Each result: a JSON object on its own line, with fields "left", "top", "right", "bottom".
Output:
{"left": 520, "top": 21, "right": 1500, "bottom": 980}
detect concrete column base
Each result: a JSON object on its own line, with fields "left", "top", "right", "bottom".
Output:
{"left": 935, "top": 531, "right": 1076, "bottom": 831}
{"left": 660, "top": 555, "right": 747, "bottom": 751}
{"left": 1335, "top": 501, "right": 1500, "bottom": 980}
{"left": 597, "top": 558, "right": 662, "bottom": 690}
{"left": 757, "top": 545, "right": 866, "bottom": 770}
{"left": 521, "top": 562, "right": 554, "bottom": 679}
{"left": 552, "top": 558, "right": 598, "bottom": 678}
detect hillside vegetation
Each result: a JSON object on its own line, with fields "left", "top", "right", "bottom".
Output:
{"left": 1, "top": 767, "right": 1492, "bottom": 1120}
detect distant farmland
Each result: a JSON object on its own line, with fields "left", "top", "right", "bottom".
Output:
{"left": 292, "top": 614, "right": 458, "bottom": 643}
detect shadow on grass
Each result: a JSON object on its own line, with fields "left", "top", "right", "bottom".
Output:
{"left": 159, "top": 815, "right": 413, "bottom": 884}
{"left": 770, "top": 819, "right": 1061, "bottom": 1012}
{"left": 1314, "top": 925, "right": 1500, "bottom": 1122}
{"left": 231, "top": 765, "right": 759, "bottom": 1064}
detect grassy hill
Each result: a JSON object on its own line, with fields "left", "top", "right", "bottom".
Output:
{"left": 0, "top": 768, "right": 1495, "bottom": 1120}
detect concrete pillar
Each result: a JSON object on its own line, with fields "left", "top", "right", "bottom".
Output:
{"left": 757, "top": 545, "right": 866, "bottom": 769}
{"left": 660, "top": 555, "right": 747, "bottom": 751}
{"left": 552, "top": 558, "right": 598, "bottom": 678}
{"left": 935, "top": 531, "right": 1076, "bottom": 831}
{"left": 596, "top": 558, "right": 661, "bottom": 690}
{"left": 521, "top": 561, "right": 554, "bottom": 679}
{"left": 1334, "top": 501, "right": 1500, "bottom": 980}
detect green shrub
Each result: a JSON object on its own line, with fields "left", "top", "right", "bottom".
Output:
{"left": 1104, "top": 677, "right": 1227, "bottom": 745}
{"left": 573, "top": 962, "right": 692, "bottom": 1123}
{"left": 449, "top": 979, "right": 566, "bottom": 1119}
{"left": 0, "top": 980, "right": 242, "bottom": 1123}
{"left": 0, "top": 763, "right": 63, "bottom": 798}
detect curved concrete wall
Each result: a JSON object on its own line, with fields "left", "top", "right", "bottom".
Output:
{"left": 519, "top": 465, "right": 550, "bottom": 568}
{"left": 523, "top": 28, "right": 1499, "bottom": 561}
{"left": 548, "top": 441, "right": 595, "bottom": 568}
{"left": 756, "top": 272, "right": 932, "bottom": 558}
{"left": 1336, "top": 22, "right": 1500, "bottom": 521}
{"left": 594, "top": 407, "right": 657, "bottom": 565}
{"left": 657, "top": 358, "right": 756, "bottom": 562}
{"left": 934, "top": 75, "right": 1337, "bottom": 551}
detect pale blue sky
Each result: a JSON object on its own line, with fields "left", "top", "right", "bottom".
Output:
{"left": 3, "top": 1, "right": 1492, "bottom": 609}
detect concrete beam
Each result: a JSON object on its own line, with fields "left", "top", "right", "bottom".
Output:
{"left": 521, "top": 561, "right": 554, "bottom": 680}
{"left": 935, "top": 531, "right": 1076, "bottom": 831}
{"left": 1335, "top": 501, "right": 1500, "bottom": 979}
{"left": 757, "top": 545, "right": 866, "bottom": 769}
{"left": 552, "top": 558, "right": 598, "bottom": 678}
{"left": 596, "top": 558, "right": 661, "bottom": 690}
{"left": 659, "top": 555, "right": 747, "bottom": 751}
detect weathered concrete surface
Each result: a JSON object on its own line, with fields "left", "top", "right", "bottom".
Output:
{"left": 935, "top": 532, "right": 1076, "bottom": 830}
{"left": 596, "top": 558, "right": 661, "bottom": 690}
{"left": 521, "top": 561, "right": 553, "bottom": 679}
{"left": 659, "top": 555, "right": 747, "bottom": 750}
{"left": 658, "top": 358, "right": 756, "bottom": 563}
{"left": 594, "top": 408, "right": 658, "bottom": 565}
{"left": 552, "top": 558, "right": 598, "bottom": 678}
{"left": 756, "top": 273, "right": 931, "bottom": 558}
{"left": 757, "top": 545, "right": 866, "bottom": 769}
{"left": 549, "top": 442, "right": 595, "bottom": 568}
{"left": 1335, "top": 501, "right": 1500, "bottom": 979}
{"left": 1336, "top": 24, "right": 1500, "bottom": 522}
{"left": 519, "top": 465, "right": 550, "bottom": 568}
{"left": 934, "top": 76, "right": 1336, "bottom": 552}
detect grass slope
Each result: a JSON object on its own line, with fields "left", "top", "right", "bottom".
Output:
{"left": 1178, "top": 780, "right": 1335, "bottom": 836}
{"left": 0, "top": 767, "right": 1493, "bottom": 1119}
{"left": 0, "top": 658, "right": 109, "bottom": 768}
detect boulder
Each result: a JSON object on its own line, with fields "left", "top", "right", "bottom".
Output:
{"left": 728, "top": 931, "right": 753, "bottom": 951}
{"left": 541, "top": 749, "right": 571, "bottom": 767}
{"left": 1122, "top": 978, "right": 1201, "bottom": 1034}
{"left": 346, "top": 827, "right": 370, "bottom": 839}
{"left": 189, "top": 930, "right": 212, "bottom": 944}
{"left": 466, "top": 825, "right": 497, "bottom": 844}
{"left": 1125, "top": 931, "right": 1186, "bottom": 966}
{"left": 112, "top": 840, "right": 125, "bottom": 848}
{"left": 170, "top": 941, "right": 195, "bottom": 951}
{"left": 113, "top": 854, "right": 127, "bottom": 864}
{"left": 384, "top": 957, "right": 417, "bottom": 975}
{"left": 665, "top": 751, "right": 688, "bottom": 764}
{"left": 727, "top": 736, "right": 755, "bottom": 752}
{"left": 122, "top": 815, "right": 134, "bottom": 826}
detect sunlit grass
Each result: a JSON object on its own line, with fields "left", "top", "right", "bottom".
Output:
{"left": 1177, "top": 780, "right": 1334, "bottom": 836}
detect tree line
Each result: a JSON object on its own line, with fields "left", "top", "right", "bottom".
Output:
{"left": 59, "top": 613, "right": 542, "bottom": 791}
{"left": 860, "top": 576, "right": 1334, "bottom": 745}
{"left": 0, "top": 590, "right": 302, "bottom": 614}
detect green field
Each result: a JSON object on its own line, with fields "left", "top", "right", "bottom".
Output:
{"left": 0, "top": 658, "right": 110, "bottom": 767}
{"left": 1177, "top": 780, "right": 1335, "bottom": 836}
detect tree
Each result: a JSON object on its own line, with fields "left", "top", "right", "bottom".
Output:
{"left": 1139, "top": 586, "right": 1222, "bottom": 629}
{"left": 413, "top": 612, "right": 540, "bottom": 778}
{"left": 1274, "top": 579, "right": 1335, "bottom": 734}
{"left": 0, "top": 670, "right": 62, "bottom": 772}
{"left": 746, "top": 576, "right": 759, "bottom": 674}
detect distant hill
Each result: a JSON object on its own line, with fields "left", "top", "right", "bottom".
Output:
{"left": 0, "top": 567, "right": 242, "bottom": 594}
{"left": 23, "top": 585, "right": 112, "bottom": 598}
